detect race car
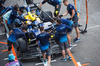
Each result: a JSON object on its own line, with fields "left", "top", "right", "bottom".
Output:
{"left": 15, "top": 3, "right": 61, "bottom": 60}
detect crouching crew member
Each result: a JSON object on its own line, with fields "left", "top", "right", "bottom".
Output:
{"left": 7, "top": 26, "right": 27, "bottom": 57}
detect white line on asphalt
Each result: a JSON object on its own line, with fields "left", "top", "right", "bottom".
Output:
{"left": 4, "top": 58, "right": 8, "bottom": 60}
{"left": 72, "top": 44, "right": 77, "bottom": 47}
{"left": 35, "top": 60, "right": 56, "bottom": 66}
{"left": 6, "top": 33, "right": 9, "bottom": 38}
{"left": 77, "top": 62, "right": 82, "bottom": 66}
{"left": 0, "top": 33, "right": 5, "bottom": 35}
{"left": 87, "top": 25, "right": 100, "bottom": 30}
{"left": 35, "top": 62, "right": 44, "bottom": 66}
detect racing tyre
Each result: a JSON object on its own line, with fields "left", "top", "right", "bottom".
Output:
{"left": 40, "top": 10, "right": 53, "bottom": 22}
{"left": 17, "top": 38, "right": 27, "bottom": 53}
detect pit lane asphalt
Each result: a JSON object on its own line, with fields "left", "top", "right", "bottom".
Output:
{"left": 0, "top": 0, "right": 100, "bottom": 66}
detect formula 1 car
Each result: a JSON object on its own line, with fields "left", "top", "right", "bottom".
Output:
{"left": 1, "top": 1, "right": 60, "bottom": 60}
{"left": 15, "top": 3, "right": 61, "bottom": 60}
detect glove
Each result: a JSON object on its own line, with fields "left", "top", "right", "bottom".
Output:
{"left": 54, "top": 8, "right": 59, "bottom": 17}
{"left": 67, "top": 18, "right": 72, "bottom": 20}
{"left": 59, "top": 15, "right": 63, "bottom": 18}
